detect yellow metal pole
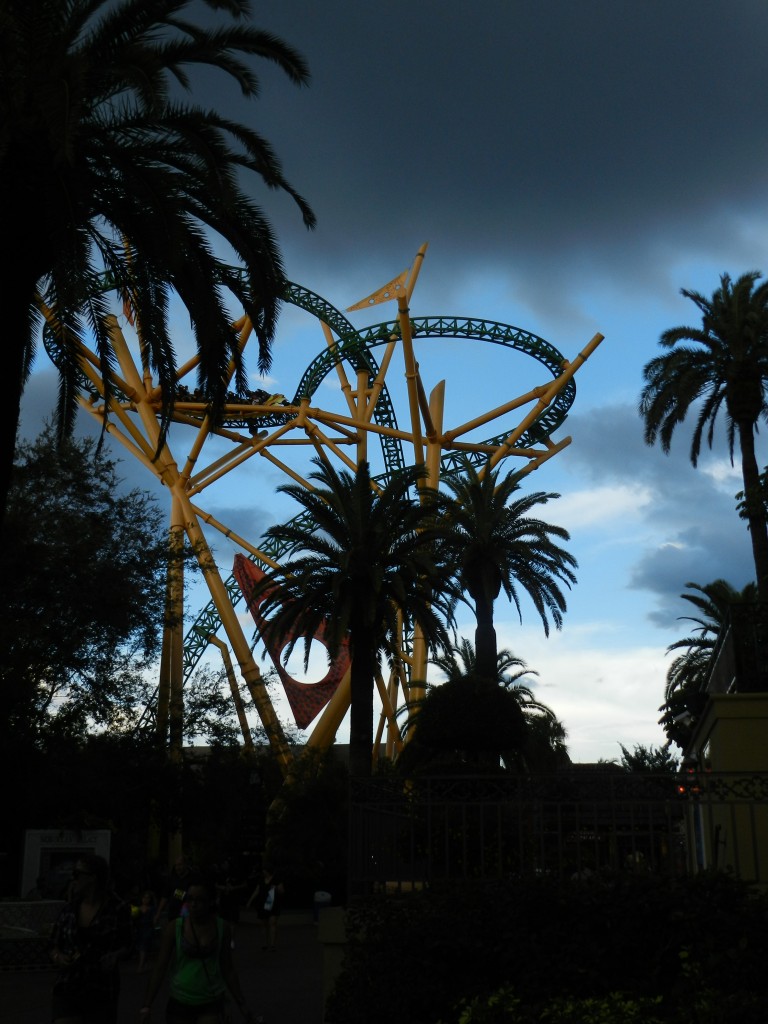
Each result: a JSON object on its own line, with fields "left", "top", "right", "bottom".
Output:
{"left": 373, "top": 669, "right": 404, "bottom": 762}
{"left": 443, "top": 384, "right": 559, "bottom": 445}
{"left": 321, "top": 320, "right": 357, "bottom": 419}
{"left": 406, "top": 243, "right": 429, "bottom": 300}
{"left": 364, "top": 340, "right": 398, "bottom": 424}
{"left": 408, "top": 379, "right": 447, "bottom": 728}
{"left": 167, "top": 494, "right": 185, "bottom": 864}
{"left": 356, "top": 368, "right": 369, "bottom": 465}
{"left": 400, "top": 243, "right": 431, "bottom": 480}
{"left": 398, "top": 294, "right": 426, "bottom": 476}
{"left": 206, "top": 635, "right": 255, "bottom": 753}
{"left": 100, "top": 317, "right": 294, "bottom": 774}
{"left": 304, "top": 668, "right": 352, "bottom": 753}
{"left": 425, "top": 381, "right": 445, "bottom": 490}
{"left": 487, "top": 332, "right": 605, "bottom": 473}
{"left": 171, "top": 488, "right": 294, "bottom": 775}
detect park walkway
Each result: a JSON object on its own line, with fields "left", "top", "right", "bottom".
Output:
{"left": 0, "top": 908, "right": 326, "bottom": 1024}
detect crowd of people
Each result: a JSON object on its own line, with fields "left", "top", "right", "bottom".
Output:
{"left": 48, "top": 851, "right": 281, "bottom": 1024}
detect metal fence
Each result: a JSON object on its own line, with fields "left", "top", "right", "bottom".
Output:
{"left": 347, "top": 771, "right": 768, "bottom": 899}
{"left": 0, "top": 900, "right": 64, "bottom": 969}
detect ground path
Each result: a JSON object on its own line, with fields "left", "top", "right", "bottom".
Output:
{"left": 0, "top": 908, "right": 326, "bottom": 1023}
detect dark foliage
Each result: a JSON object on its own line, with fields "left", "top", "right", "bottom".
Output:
{"left": 263, "top": 749, "right": 350, "bottom": 906}
{"left": 397, "top": 675, "right": 527, "bottom": 774}
{"left": 249, "top": 458, "right": 455, "bottom": 777}
{"left": 0, "top": 426, "right": 169, "bottom": 741}
{"left": 639, "top": 272, "right": 768, "bottom": 601}
{"left": 326, "top": 873, "right": 768, "bottom": 1024}
{"left": 0, "top": 0, "right": 316, "bottom": 521}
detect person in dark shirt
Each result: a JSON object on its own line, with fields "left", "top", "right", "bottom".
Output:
{"left": 246, "top": 864, "right": 285, "bottom": 951}
{"left": 134, "top": 889, "right": 158, "bottom": 973}
{"left": 154, "top": 853, "right": 194, "bottom": 925}
{"left": 49, "top": 853, "right": 132, "bottom": 1024}
{"left": 214, "top": 859, "right": 247, "bottom": 948}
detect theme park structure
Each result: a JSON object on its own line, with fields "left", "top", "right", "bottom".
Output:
{"left": 44, "top": 244, "right": 603, "bottom": 778}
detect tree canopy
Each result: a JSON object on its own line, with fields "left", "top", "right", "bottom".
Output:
{"left": 247, "top": 458, "right": 456, "bottom": 777}
{"left": 438, "top": 463, "right": 577, "bottom": 683}
{"left": 618, "top": 743, "right": 679, "bottom": 774}
{"left": 659, "top": 579, "right": 756, "bottom": 749}
{"left": 0, "top": 0, "right": 316, "bottom": 523}
{"left": 0, "top": 426, "right": 171, "bottom": 742}
{"left": 398, "top": 639, "right": 570, "bottom": 774}
{"left": 640, "top": 272, "right": 768, "bottom": 600}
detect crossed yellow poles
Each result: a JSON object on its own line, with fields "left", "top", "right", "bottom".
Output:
{"left": 56, "top": 244, "right": 603, "bottom": 807}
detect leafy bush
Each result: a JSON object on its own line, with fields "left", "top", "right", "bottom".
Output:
{"left": 324, "top": 872, "right": 768, "bottom": 1024}
{"left": 457, "top": 989, "right": 664, "bottom": 1023}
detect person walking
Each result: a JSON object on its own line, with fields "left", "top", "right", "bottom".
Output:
{"left": 247, "top": 865, "right": 285, "bottom": 952}
{"left": 214, "top": 859, "right": 247, "bottom": 949}
{"left": 154, "top": 853, "right": 195, "bottom": 926}
{"left": 140, "top": 873, "right": 258, "bottom": 1023}
{"left": 134, "top": 890, "right": 158, "bottom": 973}
{"left": 49, "top": 853, "right": 132, "bottom": 1024}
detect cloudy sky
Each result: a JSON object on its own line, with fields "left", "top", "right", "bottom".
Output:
{"left": 22, "top": 0, "right": 768, "bottom": 762}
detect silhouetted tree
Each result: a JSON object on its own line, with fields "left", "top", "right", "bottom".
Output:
{"left": 247, "top": 459, "right": 455, "bottom": 777}
{"left": 438, "top": 463, "right": 577, "bottom": 683}
{"left": 1, "top": 0, "right": 316, "bottom": 523}
{"left": 640, "top": 272, "right": 768, "bottom": 599}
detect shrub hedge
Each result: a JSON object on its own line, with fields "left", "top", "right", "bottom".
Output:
{"left": 325, "top": 872, "right": 768, "bottom": 1023}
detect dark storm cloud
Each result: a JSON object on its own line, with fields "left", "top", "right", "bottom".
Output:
{"left": 246, "top": 0, "right": 768, "bottom": 308}
{"left": 18, "top": 0, "right": 768, "bottom": 653}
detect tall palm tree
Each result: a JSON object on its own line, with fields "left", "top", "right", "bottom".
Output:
{"left": 639, "top": 272, "right": 768, "bottom": 600}
{"left": 247, "top": 458, "right": 456, "bottom": 777}
{"left": 0, "top": 0, "right": 316, "bottom": 522}
{"left": 660, "top": 579, "right": 756, "bottom": 748}
{"left": 438, "top": 463, "right": 577, "bottom": 684}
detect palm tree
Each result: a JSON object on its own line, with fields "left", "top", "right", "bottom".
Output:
{"left": 431, "top": 637, "right": 533, "bottom": 688}
{"left": 660, "top": 579, "right": 756, "bottom": 748}
{"left": 639, "top": 272, "right": 768, "bottom": 600}
{"left": 438, "top": 463, "right": 577, "bottom": 684}
{"left": 247, "top": 458, "right": 456, "bottom": 777}
{"left": 442, "top": 641, "right": 570, "bottom": 771}
{"left": 0, "top": 0, "right": 316, "bottom": 522}
{"left": 398, "top": 639, "right": 569, "bottom": 773}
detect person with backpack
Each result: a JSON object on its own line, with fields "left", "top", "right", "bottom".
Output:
{"left": 140, "top": 873, "right": 258, "bottom": 1023}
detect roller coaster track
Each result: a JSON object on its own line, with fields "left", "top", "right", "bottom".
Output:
{"left": 42, "top": 273, "right": 577, "bottom": 715}
{"left": 180, "top": 287, "right": 574, "bottom": 684}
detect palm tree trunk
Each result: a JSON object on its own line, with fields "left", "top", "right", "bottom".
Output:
{"left": 473, "top": 585, "right": 498, "bottom": 685}
{"left": 348, "top": 637, "right": 376, "bottom": 777}
{"left": 737, "top": 420, "right": 768, "bottom": 604}
{"left": 737, "top": 420, "right": 768, "bottom": 691}
{"left": 0, "top": 311, "right": 27, "bottom": 540}
{"left": 3, "top": 213, "right": 50, "bottom": 539}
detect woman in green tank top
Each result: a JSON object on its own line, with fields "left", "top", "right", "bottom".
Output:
{"left": 140, "top": 876, "right": 256, "bottom": 1023}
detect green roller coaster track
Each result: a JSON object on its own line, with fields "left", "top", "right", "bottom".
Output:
{"left": 180, "top": 283, "right": 575, "bottom": 686}
{"left": 42, "top": 276, "right": 575, "bottom": 717}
